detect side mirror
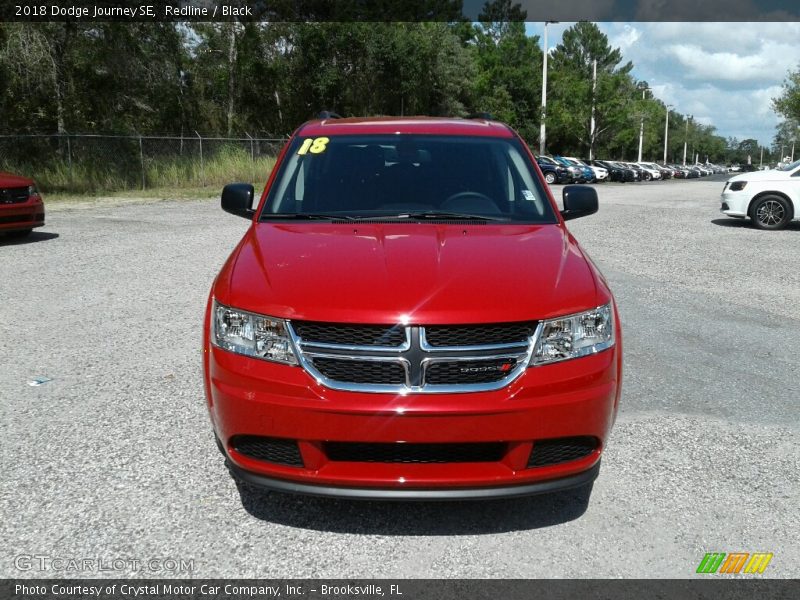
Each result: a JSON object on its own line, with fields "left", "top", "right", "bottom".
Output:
{"left": 561, "top": 185, "right": 598, "bottom": 221}
{"left": 221, "top": 183, "right": 255, "bottom": 219}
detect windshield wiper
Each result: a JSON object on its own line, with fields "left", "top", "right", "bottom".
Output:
{"left": 364, "top": 211, "right": 510, "bottom": 222}
{"left": 260, "top": 213, "right": 356, "bottom": 221}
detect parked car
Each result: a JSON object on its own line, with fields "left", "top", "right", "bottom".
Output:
{"left": 536, "top": 155, "right": 572, "bottom": 184}
{"left": 554, "top": 156, "right": 595, "bottom": 183}
{"left": 0, "top": 172, "right": 45, "bottom": 238}
{"left": 205, "top": 115, "right": 622, "bottom": 500}
{"left": 620, "top": 162, "right": 643, "bottom": 181}
{"left": 547, "top": 156, "right": 583, "bottom": 183}
{"left": 565, "top": 157, "right": 608, "bottom": 182}
{"left": 668, "top": 164, "right": 688, "bottom": 179}
{"left": 592, "top": 160, "right": 631, "bottom": 183}
{"left": 720, "top": 158, "right": 800, "bottom": 230}
{"left": 634, "top": 162, "right": 662, "bottom": 181}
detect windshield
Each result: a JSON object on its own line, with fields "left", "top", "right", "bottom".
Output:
{"left": 777, "top": 158, "right": 800, "bottom": 172}
{"left": 261, "top": 134, "right": 557, "bottom": 223}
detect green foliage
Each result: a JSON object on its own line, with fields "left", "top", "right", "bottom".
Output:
{"left": 773, "top": 65, "right": 800, "bottom": 122}
{"left": 0, "top": 17, "right": 755, "bottom": 191}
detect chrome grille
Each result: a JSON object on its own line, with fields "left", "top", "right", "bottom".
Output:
{"left": 289, "top": 321, "right": 539, "bottom": 394}
{"left": 423, "top": 323, "right": 537, "bottom": 348}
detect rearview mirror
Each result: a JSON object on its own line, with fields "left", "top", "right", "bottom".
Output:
{"left": 561, "top": 185, "right": 598, "bottom": 221}
{"left": 221, "top": 183, "right": 255, "bottom": 219}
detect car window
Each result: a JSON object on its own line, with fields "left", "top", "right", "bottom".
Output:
{"left": 776, "top": 158, "right": 800, "bottom": 173}
{"left": 262, "top": 134, "right": 557, "bottom": 223}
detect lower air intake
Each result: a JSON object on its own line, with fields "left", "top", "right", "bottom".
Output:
{"left": 527, "top": 437, "right": 598, "bottom": 468}
{"left": 232, "top": 436, "right": 304, "bottom": 467}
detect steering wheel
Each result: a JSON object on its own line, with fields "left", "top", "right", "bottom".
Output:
{"left": 441, "top": 191, "right": 501, "bottom": 214}
{"left": 443, "top": 191, "right": 494, "bottom": 204}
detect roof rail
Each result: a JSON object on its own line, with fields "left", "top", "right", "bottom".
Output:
{"left": 317, "top": 111, "right": 343, "bottom": 120}
{"left": 466, "top": 112, "right": 494, "bottom": 120}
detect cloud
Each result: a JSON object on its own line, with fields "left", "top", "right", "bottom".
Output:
{"left": 597, "top": 23, "right": 800, "bottom": 145}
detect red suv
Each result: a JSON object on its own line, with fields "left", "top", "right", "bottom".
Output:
{"left": 0, "top": 172, "right": 45, "bottom": 237}
{"left": 204, "top": 116, "right": 622, "bottom": 500}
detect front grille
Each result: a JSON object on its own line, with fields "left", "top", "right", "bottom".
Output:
{"left": 293, "top": 322, "right": 535, "bottom": 392}
{"left": 324, "top": 442, "right": 507, "bottom": 463}
{"left": 311, "top": 357, "right": 406, "bottom": 384}
{"left": 425, "top": 358, "right": 517, "bottom": 385}
{"left": 293, "top": 321, "right": 406, "bottom": 347}
{"left": 527, "top": 437, "right": 598, "bottom": 468}
{"left": 0, "top": 187, "right": 29, "bottom": 205}
{"left": 424, "top": 322, "right": 537, "bottom": 347}
{"left": 231, "top": 436, "right": 304, "bottom": 467}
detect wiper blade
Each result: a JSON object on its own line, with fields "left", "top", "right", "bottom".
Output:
{"left": 368, "top": 211, "right": 509, "bottom": 222}
{"left": 261, "top": 213, "right": 355, "bottom": 221}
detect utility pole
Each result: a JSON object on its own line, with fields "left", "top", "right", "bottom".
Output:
{"left": 589, "top": 59, "right": 597, "bottom": 160}
{"left": 683, "top": 115, "right": 692, "bottom": 166}
{"left": 539, "top": 21, "right": 558, "bottom": 155}
{"left": 759, "top": 146, "right": 763, "bottom": 168}
{"left": 637, "top": 83, "right": 649, "bottom": 162}
{"left": 663, "top": 105, "right": 672, "bottom": 164}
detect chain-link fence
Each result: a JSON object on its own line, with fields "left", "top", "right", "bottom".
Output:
{"left": 0, "top": 134, "right": 287, "bottom": 194}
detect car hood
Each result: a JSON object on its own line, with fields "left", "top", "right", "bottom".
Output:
{"left": 728, "top": 169, "right": 789, "bottom": 183}
{"left": 219, "top": 223, "right": 600, "bottom": 324}
{"left": 0, "top": 172, "right": 33, "bottom": 187}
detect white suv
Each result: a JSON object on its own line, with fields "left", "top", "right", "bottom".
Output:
{"left": 636, "top": 162, "right": 662, "bottom": 181}
{"left": 720, "top": 159, "right": 800, "bottom": 230}
{"left": 565, "top": 157, "right": 608, "bottom": 182}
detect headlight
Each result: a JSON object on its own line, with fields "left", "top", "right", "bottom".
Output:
{"left": 728, "top": 181, "right": 747, "bottom": 191}
{"left": 532, "top": 304, "right": 615, "bottom": 365}
{"left": 211, "top": 301, "right": 298, "bottom": 365}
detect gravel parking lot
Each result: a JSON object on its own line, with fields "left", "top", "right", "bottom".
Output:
{"left": 1, "top": 178, "right": 798, "bottom": 578}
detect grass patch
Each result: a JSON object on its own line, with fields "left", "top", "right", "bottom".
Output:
{"left": 3, "top": 145, "right": 277, "bottom": 196}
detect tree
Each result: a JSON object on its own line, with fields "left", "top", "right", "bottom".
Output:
{"left": 468, "top": 19, "right": 542, "bottom": 142}
{"left": 547, "top": 22, "right": 634, "bottom": 157}
{"left": 773, "top": 65, "right": 800, "bottom": 121}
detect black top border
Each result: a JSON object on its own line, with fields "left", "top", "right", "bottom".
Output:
{"left": 2, "top": 0, "right": 799, "bottom": 22}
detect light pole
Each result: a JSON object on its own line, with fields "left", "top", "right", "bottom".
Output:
{"left": 637, "top": 82, "right": 649, "bottom": 162}
{"left": 539, "top": 21, "right": 558, "bottom": 156}
{"left": 683, "top": 115, "right": 692, "bottom": 166}
{"left": 663, "top": 104, "right": 673, "bottom": 164}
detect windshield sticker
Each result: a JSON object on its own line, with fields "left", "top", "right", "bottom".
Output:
{"left": 522, "top": 189, "right": 536, "bottom": 201}
{"left": 297, "top": 137, "right": 330, "bottom": 155}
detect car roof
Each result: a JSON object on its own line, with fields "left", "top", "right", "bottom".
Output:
{"left": 298, "top": 116, "right": 515, "bottom": 138}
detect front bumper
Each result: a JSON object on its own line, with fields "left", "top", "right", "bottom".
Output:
{"left": 229, "top": 458, "right": 601, "bottom": 500}
{"left": 0, "top": 197, "right": 45, "bottom": 232}
{"left": 720, "top": 190, "right": 749, "bottom": 217}
{"left": 205, "top": 337, "right": 621, "bottom": 497}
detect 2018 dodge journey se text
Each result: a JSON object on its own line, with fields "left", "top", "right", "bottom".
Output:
{"left": 203, "top": 115, "right": 622, "bottom": 500}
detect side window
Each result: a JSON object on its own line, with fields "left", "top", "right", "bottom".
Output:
{"left": 506, "top": 147, "right": 545, "bottom": 217}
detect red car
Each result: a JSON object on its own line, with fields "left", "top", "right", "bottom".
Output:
{"left": 204, "top": 116, "right": 622, "bottom": 500}
{"left": 0, "top": 172, "right": 45, "bottom": 237}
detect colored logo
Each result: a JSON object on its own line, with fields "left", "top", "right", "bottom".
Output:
{"left": 696, "top": 552, "right": 773, "bottom": 574}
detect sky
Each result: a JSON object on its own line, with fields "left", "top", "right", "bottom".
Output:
{"left": 525, "top": 22, "right": 800, "bottom": 148}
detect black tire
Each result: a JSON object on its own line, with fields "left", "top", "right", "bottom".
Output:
{"left": 749, "top": 195, "right": 792, "bottom": 231}
{"left": 644, "top": 173, "right": 652, "bottom": 181}
{"left": 8, "top": 229, "right": 32, "bottom": 238}
{"left": 544, "top": 172, "right": 556, "bottom": 184}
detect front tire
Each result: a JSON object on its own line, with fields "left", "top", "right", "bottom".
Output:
{"left": 544, "top": 172, "right": 556, "bottom": 184}
{"left": 750, "top": 195, "right": 792, "bottom": 230}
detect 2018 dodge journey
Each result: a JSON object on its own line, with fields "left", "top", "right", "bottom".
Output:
{"left": 203, "top": 115, "right": 622, "bottom": 500}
